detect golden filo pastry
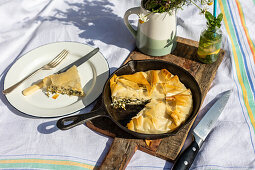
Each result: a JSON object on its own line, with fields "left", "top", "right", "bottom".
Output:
{"left": 43, "top": 65, "right": 84, "bottom": 96}
{"left": 110, "top": 69, "right": 193, "bottom": 134}
{"left": 22, "top": 65, "right": 84, "bottom": 97}
{"left": 127, "top": 99, "right": 173, "bottom": 134}
{"left": 166, "top": 89, "right": 193, "bottom": 129}
{"left": 110, "top": 72, "right": 151, "bottom": 109}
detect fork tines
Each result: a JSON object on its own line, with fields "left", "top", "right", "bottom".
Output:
{"left": 49, "top": 49, "right": 69, "bottom": 67}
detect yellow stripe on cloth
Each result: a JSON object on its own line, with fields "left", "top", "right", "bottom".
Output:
{"left": 235, "top": 0, "right": 255, "bottom": 63}
{"left": 219, "top": 0, "right": 255, "bottom": 128}
{"left": 0, "top": 159, "right": 95, "bottom": 169}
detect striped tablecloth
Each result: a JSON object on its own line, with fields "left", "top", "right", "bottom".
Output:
{"left": 0, "top": 0, "right": 254, "bottom": 169}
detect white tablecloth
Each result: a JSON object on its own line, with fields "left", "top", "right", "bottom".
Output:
{"left": 0, "top": 0, "right": 255, "bottom": 169}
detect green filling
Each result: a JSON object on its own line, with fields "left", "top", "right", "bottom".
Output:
{"left": 47, "top": 85, "right": 83, "bottom": 96}
{"left": 111, "top": 97, "right": 149, "bottom": 109}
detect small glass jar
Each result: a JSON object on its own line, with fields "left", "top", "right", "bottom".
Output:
{"left": 197, "top": 27, "right": 222, "bottom": 64}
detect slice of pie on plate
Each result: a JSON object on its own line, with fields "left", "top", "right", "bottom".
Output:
{"left": 22, "top": 65, "right": 84, "bottom": 97}
{"left": 43, "top": 65, "right": 84, "bottom": 97}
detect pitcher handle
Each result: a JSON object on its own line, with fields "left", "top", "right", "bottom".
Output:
{"left": 124, "top": 7, "right": 140, "bottom": 38}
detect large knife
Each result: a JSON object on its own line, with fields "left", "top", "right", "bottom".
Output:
{"left": 22, "top": 47, "right": 99, "bottom": 96}
{"left": 172, "top": 90, "right": 232, "bottom": 170}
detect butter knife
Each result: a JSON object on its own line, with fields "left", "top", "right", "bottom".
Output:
{"left": 56, "top": 47, "right": 99, "bottom": 74}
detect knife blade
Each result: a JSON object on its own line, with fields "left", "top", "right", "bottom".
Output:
{"left": 172, "top": 90, "right": 232, "bottom": 170}
{"left": 56, "top": 47, "right": 99, "bottom": 74}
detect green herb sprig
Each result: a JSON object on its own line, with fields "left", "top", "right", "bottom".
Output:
{"left": 199, "top": 11, "right": 223, "bottom": 48}
{"left": 205, "top": 11, "right": 223, "bottom": 32}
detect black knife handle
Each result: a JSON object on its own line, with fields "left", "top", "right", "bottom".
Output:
{"left": 172, "top": 140, "right": 200, "bottom": 170}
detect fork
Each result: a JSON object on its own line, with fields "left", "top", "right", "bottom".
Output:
{"left": 2, "top": 49, "right": 69, "bottom": 94}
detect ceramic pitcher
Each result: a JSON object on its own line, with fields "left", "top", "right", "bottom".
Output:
{"left": 124, "top": 5, "right": 177, "bottom": 56}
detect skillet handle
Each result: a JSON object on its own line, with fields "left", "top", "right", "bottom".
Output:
{"left": 56, "top": 107, "right": 108, "bottom": 130}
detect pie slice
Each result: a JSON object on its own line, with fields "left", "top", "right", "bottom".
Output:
{"left": 127, "top": 99, "right": 174, "bottom": 134}
{"left": 126, "top": 89, "right": 193, "bottom": 134}
{"left": 110, "top": 73, "right": 150, "bottom": 109}
{"left": 43, "top": 65, "right": 84, "bottom": 97}
{"left": 166, "top": 89, "right": 193, "bottom": 128}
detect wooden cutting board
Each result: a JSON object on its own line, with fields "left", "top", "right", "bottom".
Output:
{"left": 86, "top": 36, "right": 225, "bottom": 170}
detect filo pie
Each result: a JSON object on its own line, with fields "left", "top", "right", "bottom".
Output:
{"left": 109, "top": 69, "right": 193, "bottom": 134}
{"left": 22, "top": 65, "right": 84, "bottom": 97}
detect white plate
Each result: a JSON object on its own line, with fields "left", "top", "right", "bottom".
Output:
{"left": 4, "top": 42, "right": 109, "bottom": 118}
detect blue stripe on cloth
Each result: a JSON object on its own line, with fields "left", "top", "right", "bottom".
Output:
{"left": 226, "top": 0, "right": 255, "bottom": 97}
{"left": 223, "top": 0, "right": 255, "bottom": 153}
{"left": 225, "top": 0, "right": 255, "bottom": 153}
{"left": 128, "top": 166, "right": 171, "bottom": 169}
{"left": 228, "top": 0, "right": 255, "bottom": 154}
{"left": 229, "top": 0, "right": 255, "bottom": 86}
{"left": 233, "top": 72, "right": 255, "bottom": 154}
{"left": 192, "top": 164, "right": 255, "bottom": 169}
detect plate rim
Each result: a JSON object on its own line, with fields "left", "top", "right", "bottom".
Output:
{"left": 3, "top": 41, "right": 110, "bottom": 118}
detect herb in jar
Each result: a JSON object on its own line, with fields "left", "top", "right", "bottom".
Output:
{"left": 197, "top": 12, "right": 223, "bottom": 63}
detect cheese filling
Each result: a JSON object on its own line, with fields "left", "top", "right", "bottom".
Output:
{"left": 111, "top": 97, "right": 150, "bottom": 109}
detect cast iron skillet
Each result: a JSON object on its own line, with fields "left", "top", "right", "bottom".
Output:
{"left": 56, "top": 60, "right": 201, "bottom": 139}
